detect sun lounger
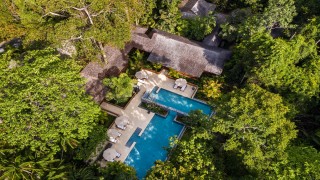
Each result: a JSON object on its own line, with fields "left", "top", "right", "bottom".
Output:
{"left": 109, "top": 137, "right": 118, "bottom": 143}
{"left": 138, "top": 79, "right": 145, "bottom": 84}
{"left": 116, "top": 124, "right": 126, "bottom": 130}
{"left": 173, "top": 84, "right": 178, "bottom": 89}
{"left": 116, "top": 152, "right": 121, "bottom": 158}
{"left": 181, "top": 85, "right": 187, "bottom": 91}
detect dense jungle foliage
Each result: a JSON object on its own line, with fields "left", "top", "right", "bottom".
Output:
{"left": 0, "top": 0, "right": 319, "bottom": 179}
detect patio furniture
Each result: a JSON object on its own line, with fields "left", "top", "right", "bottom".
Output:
{"left": 109, "top": 137, "right": 118, "bottom": 143}
{"left": 181, "top": 85, "right": 187, "bottom": 91}
{"left": 103, "top": 148, "right": 119, "bottom": 162}
{"left": 175, "top": 78, "right": 187, "bottom": 88}
{"left": 116, "top": 152, "right": 121, "bottom": 158}
{"left": 116, "top": 124, "right": 126, "bottom": 130}
{"left": 137, "top": 79, "right": 145, "bottom": 84}
{"left": 115, "top": 116, "right": 129, "bottom": 130}
{"left": 107, "top": 129, "right": 122, "bottom": 138}
{"left": 173, "top": 84, "right": 178, "bottom": 89}
{"left": 135, "top": 70, "right": 148, "bottom": 79}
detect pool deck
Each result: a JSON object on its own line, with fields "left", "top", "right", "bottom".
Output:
{"left": 99, "top": 69, "right": 197, "bottom": 163}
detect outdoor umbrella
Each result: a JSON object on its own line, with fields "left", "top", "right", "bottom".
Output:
{"left": 103, "top": 148, "right": 117, "bottom": 161}
{"left": 115, "top": 116, "right": 129, "bottom": 127}
{"left": 135, "top": 70, "right": 148, "bottom": 79}
{"left": 107, "top": 129, "right": 121, "bottom": 138}
{"left": 175, "top": 78, "right": 187, "bottom": 87}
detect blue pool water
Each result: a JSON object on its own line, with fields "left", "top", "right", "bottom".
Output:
{"left": 124, "top": 111, "right": 184, "bottom": 179}
{"left": 125, "top": 88, "right": 213, "bottom": 179}
{"left": 149, "top": 88, "right": 212, "bottom": 116}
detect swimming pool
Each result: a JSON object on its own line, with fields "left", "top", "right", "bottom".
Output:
{"left": 147, "top": 87, "right": 212, "bottom": 116}
{"left": 124, "top": 111, "right": 184, "bottom": 179}
{"left": 125, "top": 87, "right": 213, "bottom": 179}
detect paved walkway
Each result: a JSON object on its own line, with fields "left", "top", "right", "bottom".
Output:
{"left": 97, "top": 69, "right": 197, "bottom": 164}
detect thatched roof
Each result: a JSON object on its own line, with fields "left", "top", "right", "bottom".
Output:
{"left": 202, "top": 26, "right": 221, "bottom": 47}
{"left": 103, "top": 46, "right": 128, "bottom": 76}
{"left": 125, "top": 26, "right": 155, "bottom": 53}
{"left": 83, "top": 80, "right": 106, "bottom": 103}
{"left": 180, "top": 0, "right": 216, "bottom": 17}
{"left": 80, "top": 62, "right": 105, "bottom": 81}
{"left": 80, "top": 45, "right": 128, "bottom": 80}
{"left": 80, "top": 62, "right": 106, "bottom": 103}
{"left": 146, "top": 29, "right": 231, "bottom": 77}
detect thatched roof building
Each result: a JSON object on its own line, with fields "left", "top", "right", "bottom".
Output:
{"left": 179, "top": 0, "right": 216, "bottom": 18}
{"left": 146, "top": 29, "right": 231, "bottom": 77}
{"left": 80, "top": 62, "right": 107, "bottom": 103}
{"left": 80, "top": 44, "right": 128, "bottom": 103}
{"left": 202, "top": 26, "right": 221, "bottom": 47}
{"left": 81, "top": 25, "right": 231, "bottom": 102}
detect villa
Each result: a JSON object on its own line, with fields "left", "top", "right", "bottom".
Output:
{"left": 81, "top": 26, "right": 230, "bottom": 103}
{"left": 80, "top": 24, "right": 230, "bottom": 178}
{"left": 99, "top": 69, "right": 213, "bottom": 178}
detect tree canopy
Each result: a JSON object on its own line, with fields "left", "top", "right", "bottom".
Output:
{"left": 147, "top": 131, "right": 224, "bottom": 179}
{"left": 268, "top": 145, "right": 320, "bottom": 179}
{"left": 0, "top": 0, "right": 148, "bottom": 60}
{"left": 0, "top": 47, "right": 101, "bottom": 154}
{"left": 213, "top": 84, "right": 297, "bottom": 172}
{"left": 103, "top": 73, "right": 135, "bottom": 104}
{"left": 1, "top": 0, "right": 320, "bottom": 179}
{"left": 233, "top": 31, "right": 320, "bottom": 110}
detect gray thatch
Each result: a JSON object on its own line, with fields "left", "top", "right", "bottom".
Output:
{"left": 80, "top": 62, "right": 105, "bottom": 81}
{"left": 83, "top": 80, "right": 106, "bottom": 103}
{"left": 81, "top": 62, "right": 108, "bottom": 103}
{"left": 103, "top": 45, "right": 127, "bottom": 76}
{"left": 125, "top": 26, "right": 155, "bottom": 53}
{"left": 180, "top": 0, "right": 216, "bottom": 17}
{"left": 147, "top": 29, "right": 231, "bottom": 77}
{"left": 202, "top": 26, "right": 221, "bottom": 47}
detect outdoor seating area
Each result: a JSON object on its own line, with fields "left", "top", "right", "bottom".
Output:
{"left": 135, "top": 70, "right": 149, "bottom": 80}
{"left": 174, "top": 78, "right": 188, "bottom": 91}
{"left": 107, "top": 129, "right": 122, "bottom": 143}
{"left": 115, "top": 115, "right": 130, "bottom": 130}
{"left": 103, "top": 148, "right": 121, "bottom": 162}
{"left": 100, "top": 69, "right": 197, "bottom": 163}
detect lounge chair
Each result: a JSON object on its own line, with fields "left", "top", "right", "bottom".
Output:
{"left": 138, "top": 79, "right": 145, "bottom": 84}
{"left": 116, "top": 124, "right": 126, "bottom": 130}
{"left": 173, "top": 84, "right": 178, "bottom": 89}
{"left": 109, "top": 137, "right": 118, "bottom": 143}
{"left": 116, "top": 152, "right": 121, "bottom": 158}
{"left": 181, "top": 85, "right": 187, "bottom": 91}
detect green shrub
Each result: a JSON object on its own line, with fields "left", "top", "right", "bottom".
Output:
{"left": 180, "top": 15, "right": 216, "bottom": 41}
{"left": 74, "top": 125, "right": 108, "bottom": 160}
{"left": 141, "top": 102, "right": 168, "bottom": 116}
{"left": 168, "top": 68, "right": 182, "bottom": 79}
{"left": 127, "top": 50, "right": 162, "bottom": 76}
{"left": 103, "top": 73, "right": 135, "bottom": 104}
